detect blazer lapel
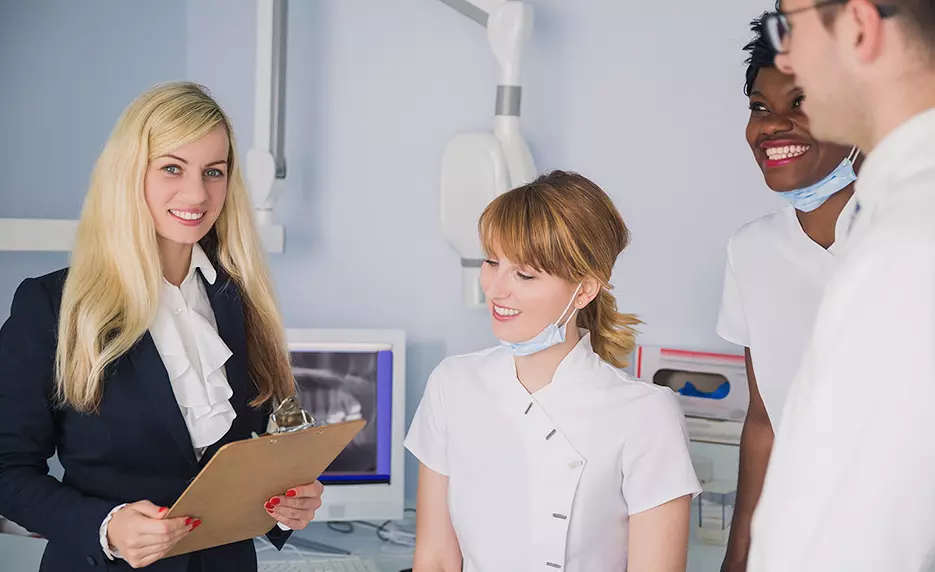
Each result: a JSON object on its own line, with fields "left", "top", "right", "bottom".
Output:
{"left": 201, "top": 270, "right": 249, "bottom": 407}
{"left": 199, "top": 270, "right": 254, "bottom": 464}
{"left": 129, "top": 334, "right": 200, "bottom": 470}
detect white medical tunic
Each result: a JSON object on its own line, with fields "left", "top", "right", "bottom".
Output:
{"left": 749, "top": 109, "right": 935, "bottom": 572}
{"left": 717, "top": 195, "right": 857, "bottom": 429}
{"left": 405, "top": 332, "right": 701, "bottom": 572}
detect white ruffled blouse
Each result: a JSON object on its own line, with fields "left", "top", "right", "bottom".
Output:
{"left": 148, "top": 243, "right": 236, "bottom": 458}
{"left": 100, "top": 244, "right": 241, "bottom": 560}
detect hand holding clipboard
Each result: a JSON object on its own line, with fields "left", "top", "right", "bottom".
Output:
{"left": 264, "top": 480, "right": 325, "bottom": 530}
{"left": 163, "top": 397, "right": 366, "bottom": 557}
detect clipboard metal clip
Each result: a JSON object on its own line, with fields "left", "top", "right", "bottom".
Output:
{"left": 266, "top": 396, "right": 317, "bottom": 434}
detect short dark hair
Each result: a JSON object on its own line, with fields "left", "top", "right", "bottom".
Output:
{"left": 888, "top": 0, "right": 935, "bottom": 55}
{"left": 743, "top": 12, "right": 778, "bottom": 97}
{"left": 819, "top": 1, "right": 935, "bottom": 56}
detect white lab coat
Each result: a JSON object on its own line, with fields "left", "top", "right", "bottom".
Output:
{"left": 717, "top": 195, "right": 858, "bottom": 429}
{"left": 749, "top": 108, "right": 935, "bottom": 572}
{"left": 405, "top": 332, "right": 700, "bottom": 571}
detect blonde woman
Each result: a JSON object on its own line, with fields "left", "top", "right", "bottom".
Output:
{"left": 0, "top": 82, "right": 322, "bottom": 571}
{"left": 405, "top": 171, "right": 701, "bottom": 572}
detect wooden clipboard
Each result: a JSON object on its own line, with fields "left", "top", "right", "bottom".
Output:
{"left": 164, "top": 418, "right": 366, "bottom": 557}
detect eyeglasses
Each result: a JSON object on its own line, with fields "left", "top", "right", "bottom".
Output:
{"left": 764, "top": 1, "right": 900, "bottom": 54}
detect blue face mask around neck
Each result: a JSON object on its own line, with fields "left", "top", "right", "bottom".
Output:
{"left": 500, "top": 284, "right": 582, "bottom": 357}
{"left": 777, "top": 147, "right": 860, "bottom": 212}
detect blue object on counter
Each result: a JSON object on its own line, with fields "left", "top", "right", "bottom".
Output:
{"left": 678, "top": 380, "right": 730, "bottom": 400}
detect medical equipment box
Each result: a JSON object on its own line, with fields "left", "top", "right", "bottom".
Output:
{"left": 635, "top": 346, "right": 748, "bottom": 444}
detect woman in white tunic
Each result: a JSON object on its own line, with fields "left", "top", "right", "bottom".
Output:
{"left": 406, "top": 171, "right": 701, "bottom": 572}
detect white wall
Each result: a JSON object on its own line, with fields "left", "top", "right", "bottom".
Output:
{"left": 0, "top": 0, "right": 188, "bottom": 321}
{"left": 535, "top": 0, "right": 781, "bottom": 349}
{"left": 183, "top": 0, "right": 778, "bottom": 501}
{"left": 3, "top": 0, "right": 777, "bottom": 507}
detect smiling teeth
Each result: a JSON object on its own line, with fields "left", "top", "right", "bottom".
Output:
{"left": 766, "top": 145, "right": 810, "bottom": 160}
{"left": 170, "top": 210, "right": 205, "bottom": 221}
{"left": 494, "top": 306, "right": 521, "bottom": 316}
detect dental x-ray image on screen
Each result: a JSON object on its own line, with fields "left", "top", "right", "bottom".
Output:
{"left": 290, "top": 349, "right": 390, "bottom": 483}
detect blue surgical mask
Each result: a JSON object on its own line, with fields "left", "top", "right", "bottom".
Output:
{"left": 777, "top": 147, "right": 860, "bottom": 212}
{"left": 500, "top": 284, "right": 582, "bottom": 357}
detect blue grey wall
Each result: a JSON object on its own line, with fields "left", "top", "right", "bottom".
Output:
{"left": 0, "top": 0, "right": 188, "bottom": 314}
{"left": 182, "top": 0, "right": 776, "bottom": 504}
{"left": 3, "top": 0, "right": 777, "bottom": 512}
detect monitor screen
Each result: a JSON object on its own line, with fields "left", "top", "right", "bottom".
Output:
{"left": 289, "top": 346, "right": 393, "bottom": 485}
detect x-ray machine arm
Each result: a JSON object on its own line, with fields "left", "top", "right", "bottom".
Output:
{"left": 438, "top": 0, "right": 537, "bottom": 307}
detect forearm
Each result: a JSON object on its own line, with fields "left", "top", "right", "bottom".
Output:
{"left": 0, "top": 465, "right": 118, "bottom": 556}
{"left": 412, "top": 520, "right": 462, "bottom": 572}
{"left": 413, "top": 466, "right": 462, "bottom": 572}
{"left": 412, "top": 550, "right": 462, "bottom": 572}
{"left": 722, "top": 417, "right": 773, "bottom": 570}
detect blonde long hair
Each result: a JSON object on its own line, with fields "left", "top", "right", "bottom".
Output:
{"left": 56, "top": 81, "right": 294, "bottom": 412}
{"left": 478, "top": 170, "right": 641, "bottom": 368}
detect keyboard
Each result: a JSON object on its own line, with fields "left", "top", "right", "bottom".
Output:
{"left": 258, "top": 556, "right": 380, "bottom": 572}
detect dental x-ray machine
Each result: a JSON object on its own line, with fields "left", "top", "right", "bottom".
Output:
{"left": 439, "top": 0, "right": 537, "bottom": 308}
{"left": 245, "top": 0, "right": 289, "bottom": 253}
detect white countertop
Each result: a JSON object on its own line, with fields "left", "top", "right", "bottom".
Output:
{"left": 3, "top": 520, "right": 727, "bottom": 572}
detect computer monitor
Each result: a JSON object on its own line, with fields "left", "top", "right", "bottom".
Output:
{"left": 285, "top": 329, "right": 406, "bottom": 522}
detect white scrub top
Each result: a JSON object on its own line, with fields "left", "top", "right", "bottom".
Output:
{"left": 749, "top": 109, "right": 935, "bottom": 572}
{"left": 717, "top": 195, "right": 857, "bottom": 428}
{"left": 405, "top": 332, "right": 701, "bottom": 572}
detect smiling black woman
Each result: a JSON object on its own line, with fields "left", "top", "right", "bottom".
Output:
{"left": 716, "top": 12, "right": 862, "bottom": 572}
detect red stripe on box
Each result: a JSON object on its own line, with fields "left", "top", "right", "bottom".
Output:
{"left": 660, "top": 348, "right": 745, "bottom": 362}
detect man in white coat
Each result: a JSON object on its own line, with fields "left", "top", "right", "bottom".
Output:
{"left": 749, "top": 2, "right": 935, "bottom": 571}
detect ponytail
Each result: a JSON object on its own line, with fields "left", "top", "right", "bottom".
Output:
{"left": 578, "top": 288, "right": 641, "bottom": 369}
{"left": 478, "top": 169, "right": 641, "bottom": 366}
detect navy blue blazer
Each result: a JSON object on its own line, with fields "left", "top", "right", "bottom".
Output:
{"left": 0, "top": 268, "right": 290, "bottom": 571}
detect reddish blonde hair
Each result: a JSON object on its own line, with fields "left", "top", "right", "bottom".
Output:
{"left": 478, "top": 170, "right": 641, "bottom": 368}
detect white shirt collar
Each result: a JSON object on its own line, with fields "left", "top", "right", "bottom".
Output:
{"left": 486, "top": 328, "right": 603, "bottom": 407}
{"left": 172, "top": 243, "right": 217, "bottom": 287}
{"left": 563, "top": 328, "right": 600, "bottom": 366}
{"left": 539, "top": 329, "right": 602, "bottom": 394}
{"left": 829, "top": 192, "right": 860, "bottom": 255}
{"left": 856, "top": 107, "right": 935, "bottom": 215}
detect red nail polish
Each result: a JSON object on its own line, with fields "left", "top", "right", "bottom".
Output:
{"left": 265, "top": 503, "right": 274, "bottom": 511}
{"left": 285, "top": 490, "right": 297, "bottom": 498}
{"left": 192, "top": 520, "right": 202, "bottom": 529}
{"left": 185, "top": 517, "right": 193, "bottom": 526}
{"left": 158, "top": 507, "right": 167, "bottom": 513}
{"left": 269, "top": 497, "right": 281, "bottom": 506}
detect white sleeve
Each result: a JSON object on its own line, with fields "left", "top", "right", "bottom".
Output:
{"left": 621, "top": 390, "right": 701, "bottom": 515}
{"left": 99, "top": 503, "right": 127, "bottom": 560}
{"left": 717, "top": 242, "right": 749, "bottom": 347}
{"left": 404, "top": 367, "right": 449, "bottom": 476}
{"left": 749, "top": 238, "right": 935, "bottom": 572}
